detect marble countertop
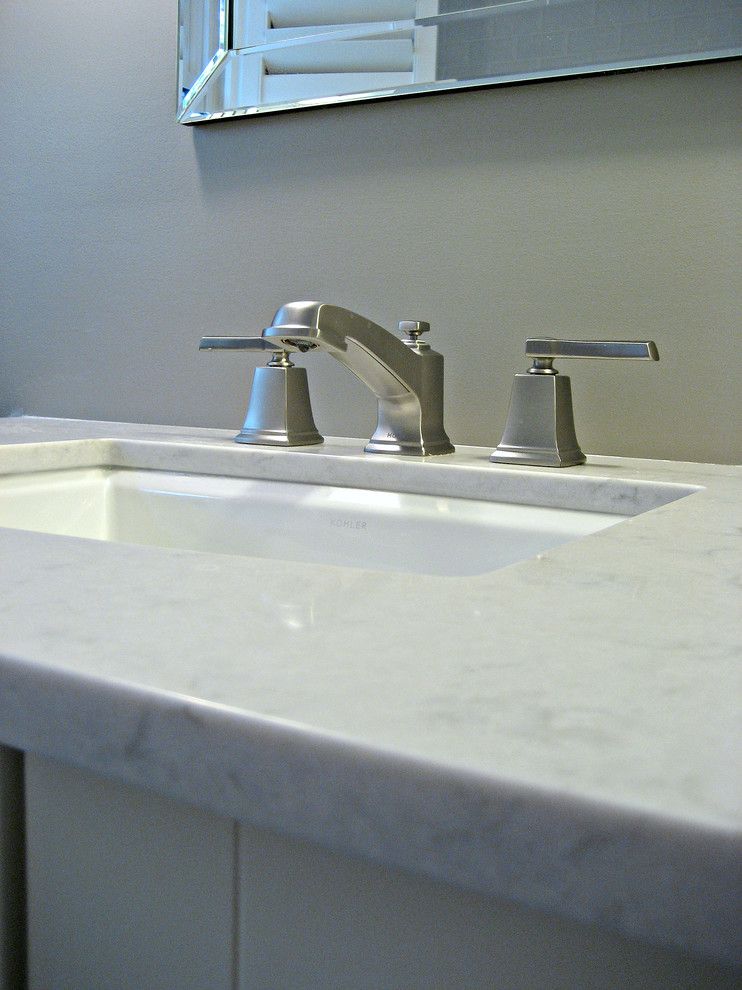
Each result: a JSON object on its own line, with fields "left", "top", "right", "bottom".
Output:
{"left": 0, "top": 416, "right": 739, "bottom": 965}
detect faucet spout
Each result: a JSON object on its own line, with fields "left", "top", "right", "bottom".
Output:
{"left": 262, "top": 302, "right": 454, "bottom": 456}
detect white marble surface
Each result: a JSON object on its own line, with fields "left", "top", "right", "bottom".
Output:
{"left": 0, "top": 416, "right": 740, "bottom": 966}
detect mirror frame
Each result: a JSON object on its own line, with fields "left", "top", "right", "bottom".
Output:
{"left": 177, "top": 0, "right": 742, "bottom": 125}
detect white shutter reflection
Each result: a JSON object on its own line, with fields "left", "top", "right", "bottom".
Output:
{"left": 227, "top": 0, "right": 438, "bottom": 108}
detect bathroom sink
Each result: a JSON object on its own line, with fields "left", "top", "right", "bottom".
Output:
{"left": 0, "top": 466, "right": 627, "bottom": 576}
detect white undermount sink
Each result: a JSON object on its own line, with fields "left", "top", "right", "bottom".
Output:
{"left": 0, "top": 464, "right": 631, "bottom": 576}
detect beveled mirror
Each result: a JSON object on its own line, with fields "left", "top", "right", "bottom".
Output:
{"left": 177, "top": 1, "right": 741, "bottom": 124}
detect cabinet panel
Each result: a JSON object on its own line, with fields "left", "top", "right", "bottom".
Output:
{"left": 237, "top": 822, "right": 740, "bottom": 990}
{"left": 25, "top": 754, "right": 236, "bottom": 990}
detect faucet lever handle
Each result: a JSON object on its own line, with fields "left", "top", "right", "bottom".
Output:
{"left": 200, "top": 336, "right": 289, "bottom": 352}
{"left": 525, "top": 338, "right": 659, "bottom": 371}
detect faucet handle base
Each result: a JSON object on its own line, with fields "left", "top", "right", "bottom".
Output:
{"left": 236, "top": 364, "right": 323, "bottom": 447}
{"left": 491, "top": 373, "right": 586, "bottom": 468}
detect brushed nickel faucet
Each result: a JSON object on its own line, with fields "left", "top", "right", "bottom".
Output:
{"left": 491, "top": 338, "right": 659, "bottom": 467}
{"left": 201, "top": 302, "right": 454, "bottom": 455}
{"left": 262, "top": 302, "right": 453, "bottom": 456}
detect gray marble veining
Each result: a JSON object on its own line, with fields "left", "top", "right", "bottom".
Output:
{"left": 0, "top": 416, "right": 739, "bottom": 966}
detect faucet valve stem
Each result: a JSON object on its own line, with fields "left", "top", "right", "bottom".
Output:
{"left": 267, "top": 350, "right": 294, "bottom": 369}
{"left": 399, "top": 320, "right": 431, "bottom": 351}
{"left": 528, "top": 357, "right": 557, "bottom": 375}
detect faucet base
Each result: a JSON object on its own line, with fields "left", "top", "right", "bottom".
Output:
{"left": 490, "top": 444, "right": 586, "bottom": 468}
{"left": 235, "top": 428, "right": 324, "bottom": 446}
{"left": 364, "top": 437, "right": 455, "bottom": 456}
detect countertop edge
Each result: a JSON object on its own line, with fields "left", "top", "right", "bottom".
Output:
{"left": 1, "top": 651, "right": 740, "bottom": 967}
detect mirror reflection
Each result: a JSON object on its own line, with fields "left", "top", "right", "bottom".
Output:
{"left": 178, "top": 0, "right": 741, "bottom": 123}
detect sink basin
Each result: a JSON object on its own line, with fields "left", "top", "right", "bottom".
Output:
{"left": 0, "top": 466, "right": 629, "bottom": 576}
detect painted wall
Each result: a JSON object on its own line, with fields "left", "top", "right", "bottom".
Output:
{"left": 1, "top": 1, "right": 740, "bottom": 463}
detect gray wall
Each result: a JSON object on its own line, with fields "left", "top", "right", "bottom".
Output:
{"left": 1, "top": 1, "right": 740, "bottom": 464}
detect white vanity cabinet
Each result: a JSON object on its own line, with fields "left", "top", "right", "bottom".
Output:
{"left": 24, "top": 754, "right": 739, "bottom": 990}
{"left": 24, "top": 755, "right": 235, "bottom": 990}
